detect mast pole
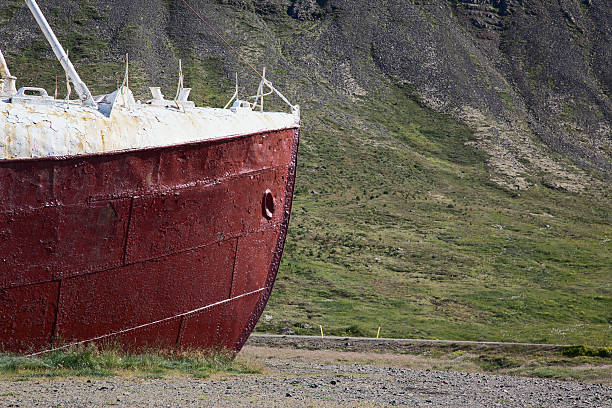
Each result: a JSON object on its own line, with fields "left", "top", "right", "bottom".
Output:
{"left": 0, "top": 49, "right": 17, "bottom": 96}
{"left": 25, "top": 0, "right": 96, "bottom": 107}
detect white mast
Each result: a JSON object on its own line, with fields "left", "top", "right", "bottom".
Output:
{"left": 25, "top": 0, "right": 96, "bottom": 107}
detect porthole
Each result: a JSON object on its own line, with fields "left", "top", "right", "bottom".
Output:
{"left": 263, "top": 189, "right": 275, "bottom": 219}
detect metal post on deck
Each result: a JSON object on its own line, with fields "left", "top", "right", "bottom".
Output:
{"left": 0, "top": 49, "right": 17, "bottom": 96}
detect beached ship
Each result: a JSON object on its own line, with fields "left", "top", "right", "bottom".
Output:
{"left": 0, "top": 0, "right": 299, "bottom": 354}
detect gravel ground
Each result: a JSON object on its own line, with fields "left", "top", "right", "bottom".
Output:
{"left": 1, "top": 346, "right": 610, "bottom": 408}
{"left": 247, "top": 334, "right": 568, "bottom": 354}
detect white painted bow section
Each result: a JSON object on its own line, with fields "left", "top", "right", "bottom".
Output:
{"left": 0, "top": 102, "right": 299, "bottom": 160}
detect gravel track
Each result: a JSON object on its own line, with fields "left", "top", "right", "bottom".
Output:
{"left": 247, "top": 334, "right": 569, "bottom": 354}
{"left": 1, "top": 345, "right": 610, "bottom": 407}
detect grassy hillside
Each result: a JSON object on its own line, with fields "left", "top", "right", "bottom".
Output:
{"left": 259, "top": 86, "right": 611, "bottom": 345}
{"left": 1, "top": 0, "right": 610, "bottom": 346}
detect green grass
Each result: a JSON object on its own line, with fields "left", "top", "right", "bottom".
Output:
{"left": 488, "top": 353, "right": 612, "bottom": 383}
{"left": 0, "top": 345, "right": 259, "bottom": 379}
{"left": 182, "top": 55, "right": 234, "bottom": 108}
{"left": 462, "top": 350, "right": 611, "bottom": 383}
{"left": 426, "top": 350, "right": 611, "bottom": 383}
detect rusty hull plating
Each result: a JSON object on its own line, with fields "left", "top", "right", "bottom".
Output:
{"left": 0, "top": 127, "right": 299, "bottom": 353}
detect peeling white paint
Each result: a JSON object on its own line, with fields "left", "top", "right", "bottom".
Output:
{"left": 0, "top": 101, "right": 299, "bottom": 160}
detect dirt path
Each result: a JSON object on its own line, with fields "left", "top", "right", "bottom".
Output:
{"left": 1, "top": 345, "right": 610, "bottom": 407}
{"left": 247, "top": 334, "right": 569, "bottom": 354}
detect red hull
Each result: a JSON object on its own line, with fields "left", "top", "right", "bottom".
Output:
{"left": 0, "top": 127, "right": 299, "bottom": 354}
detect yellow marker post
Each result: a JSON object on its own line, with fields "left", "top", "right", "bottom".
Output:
{"left": 376, "top": 326, "right": 381, "bottom": 339}
{"left": 319, "top": 325, "right": 324, "bottom": 339}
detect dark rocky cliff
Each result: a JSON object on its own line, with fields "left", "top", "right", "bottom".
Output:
{"left": 1, "top": 0, "right": 610, "bottom": 190}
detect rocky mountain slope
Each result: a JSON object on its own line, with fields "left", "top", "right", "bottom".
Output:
{"left": 1, "top": 0, "right": 610, "bottom": 344}
{"left": 2, "top": 0, "right": 609, "bottom": 190}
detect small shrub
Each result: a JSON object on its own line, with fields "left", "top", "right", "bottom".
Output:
{"left": 342, "top": 325, "right": 367, "bottom": 337}
{"left": 477, "top": 355, "right": 521, "bottom": 371}
{"left": 561, "top": 345, "right": 611, "bottom": 358}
